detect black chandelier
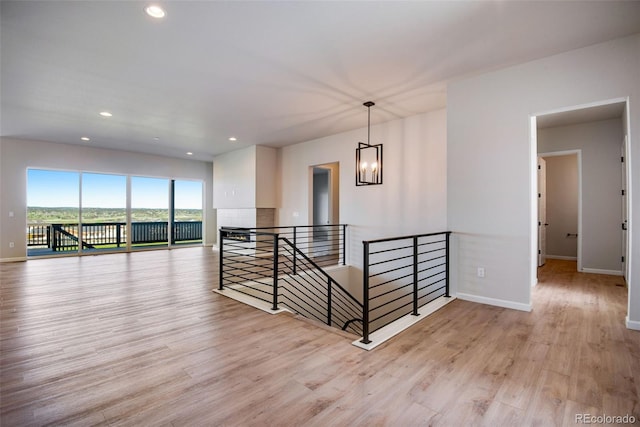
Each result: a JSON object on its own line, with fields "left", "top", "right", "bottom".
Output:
{"left": 355, "top": 101, "right": 383, "bottom": 186}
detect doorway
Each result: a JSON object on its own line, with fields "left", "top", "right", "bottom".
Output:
{"left": 310, "top": 162, "right": 339, "bottom": 256}
{"left": 537, "top": 152, "right": 581, "bottom": 269}
{"left": 531, "top": 98, "right": 631, "bottom": 307}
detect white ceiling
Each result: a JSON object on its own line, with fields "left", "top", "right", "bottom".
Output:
{"left": 2, "top": 1, "right": 639, "bottom": 161}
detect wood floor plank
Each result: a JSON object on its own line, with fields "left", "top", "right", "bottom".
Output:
{"left": 1, "top": 251, "right": 639, "bottom": 426}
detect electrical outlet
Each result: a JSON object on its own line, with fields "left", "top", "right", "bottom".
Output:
{"left": 9, "top": 242, "right": 15, "bottom": 248}
{"left": 477, "top": 267, "right": 485, "bottom": 278}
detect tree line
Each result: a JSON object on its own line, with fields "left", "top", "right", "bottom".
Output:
{"left": 27, "top": 207, "right": 202, "bottom": 223}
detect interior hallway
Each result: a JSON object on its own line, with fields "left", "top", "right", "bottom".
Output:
{"left": 1, "top": 250, "right": 638, "bottom": 426}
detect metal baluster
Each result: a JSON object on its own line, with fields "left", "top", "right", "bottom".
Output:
{"left": 327, "top": 278, "right": 332, "bottom": 326}
{"left": 293, "top": 227, "right": 297, "bottom": 275}
{"left": 218, "top": 229, "right": 224, "bottom": 291}
{"left": 412, "top": 236, "right": 419, "bottom": 316}
{"left": 272, "top": 234, "right": 279, "bottom": 311}
{"left": 445, "top": 232, "right": 451, "bottom": 298}
{"left": 361, "top": 241, "right": 371, "bottom": 344}
{"left": 342, "top": 224, "right": 347, "bottom": 265}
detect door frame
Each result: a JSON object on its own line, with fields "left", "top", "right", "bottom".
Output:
{"left": 530, "top": 97, "right": 632, "bottom": 322}
{"left": 622, "top": 134, "right": 630, "bottom": 283}
{"left": 309, "top": 162, "right": 340, "bottom": 227}
{"left": 537, "top": 150, "right": 583, "bottom": 272}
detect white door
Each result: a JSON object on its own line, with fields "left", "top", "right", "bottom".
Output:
{"left": 621, "top": 136, "right": 629, "bottom": 281}
{"left": 537, "top": 157, "right": 547, "bottom": 267}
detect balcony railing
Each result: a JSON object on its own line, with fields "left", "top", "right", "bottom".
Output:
{"left": 27, "top": 221, "right": 202, "bottom": 252}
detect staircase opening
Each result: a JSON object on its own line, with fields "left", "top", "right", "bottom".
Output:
{"left": 216, "top": 225, "right": 454, "bottom": 349}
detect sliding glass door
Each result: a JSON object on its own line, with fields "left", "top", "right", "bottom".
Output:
{"left": 27, "top": 169, "right": 203, "bottom": 257}
{"left": 131, "top": 176, "right": 169, "bottom": 249}
{"left": 27, "top": 169, "right": 80, "bottom": 256}
{"left": 173, "top": 180, "right": 203, "bottom": 245}
{"left": 81, "top": 173, "right": 127, "bottom": 252}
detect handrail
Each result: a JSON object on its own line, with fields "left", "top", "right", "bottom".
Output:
{"left": 224, "top": 224, "right": 348, "bottom": 230}
{"left": 280, "top": 237, "right": 362, "bottom": 309}
{"left": 361, "top": 231, "right": 451, "bottom": 344}
{"left": 365, "top": 230, "right": 451, "bottom": 245}
{"left": 52, "top": 224, "right": 94, "bottom": 250}
{"left": 278, "top": 238, "right": 362, "bottom": 334}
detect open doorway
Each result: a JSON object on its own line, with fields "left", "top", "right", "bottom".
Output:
{"left": 531, "top": 98, "right": 631, "bottom": 301}
{"left": 310, "top": 162, "right": 339, "bottom": 256}
{"left": 537, "top": 152, "right": 581, "bottom": 269}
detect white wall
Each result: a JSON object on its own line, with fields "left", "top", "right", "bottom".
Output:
{"left": 0, "top": 137, "right": 216, "bottom": 261}
{"left": 278, "top": 109, "right": 447, "bottom": 279}
{"left": 541, "top": 155, "right": 578, "bottom": 260}
{"left": 213, "top": 145, "right": 277, "bottom": 209}
{"left": 213, "top": 146, "right": 257, "bottom": 209}
{"left": 539, "top": 119, "right": 623, "bottom": 272}
{"left": 448, "top": 34, "right": 639, "bottom": 326}
{"left": 256, "top": 145, "right": 277, "bottom": 208}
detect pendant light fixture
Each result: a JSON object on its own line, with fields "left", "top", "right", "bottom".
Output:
{"left": 356, "top": 101, "right": 383, "bottom": 186}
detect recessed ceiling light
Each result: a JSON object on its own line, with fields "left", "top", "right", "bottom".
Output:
{"left": 153, "top": 137, "right": 160, "bottom": 141}
{"left": 145, "top": 4, "right": 166, "bottom": 19}
{"left": 99, "top": 111, "right": 112, "bottom": 117}
{"left": 81, "top": 137, "right": 90, "bottom": 141}
{"left": 229, "top": 137, "right": 237, "bottom": 142}
{"left": 186, "top": 152, "right": 193, "bottom": 156}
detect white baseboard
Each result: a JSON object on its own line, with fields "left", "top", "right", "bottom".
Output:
{"left": 212, "top": 288, "right": 289, "bottom": 315}
{"left": 626, "top": 317, "right": 640, "bottom": 331}
{"left": 0, "top": 257, "right": 27, "bottom": 263}
{"left": 546, "top": 255, "right": 577, "bottom": 261}
{"left": 581, "top": 268, "right": 623, "bottom": 276}
{"left": 457, "top": 292, "right": 531, "bottom": 312}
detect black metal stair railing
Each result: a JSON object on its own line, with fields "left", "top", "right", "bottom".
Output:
{"left": 219, "top": 226, "right": 452, "bottom": 345}
{"left": 279, "top": 238, "right": 363, "bottom": 334}
{"left": 218, "top": 225, "right": 363, "bottom": 335}
{"left": 361, "top": 231, "right": 451, "bottom": 344}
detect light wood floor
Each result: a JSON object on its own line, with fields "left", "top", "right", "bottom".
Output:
{"left": 1, "top": 249, "right": 638, "bottom": 426}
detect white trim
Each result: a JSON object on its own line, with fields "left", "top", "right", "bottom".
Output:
{"left": 581, "top": 268, "right": 623, "bottom": 276}
{"left": 352, "top": 296, "right": 456, "bottom": 351}
{"left": 0, "top": 257, "right": 27, "bottom": 263}
{"left": 546, "top": 255, "right": 577, "bottom": 261}
{"left": 530, "top": 116, "right": 538, "bottom": 290}
{"left": 626, "top": 316, "right": 640, "bottom": 331}
{"left": 532, "top": 97, "right": 633, "bottom": 325}
{"left": 531, "top": 97, "right": 629, "bottom": 118}
{"left": 212, "top": 288, "right": 289, "bottom": 315}
{"left": 457, "top": 292, "right": 531, "bottom": 312}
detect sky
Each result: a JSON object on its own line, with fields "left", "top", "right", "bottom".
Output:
{"left": 27, "top": 169, "right": 203, "bottom": 209}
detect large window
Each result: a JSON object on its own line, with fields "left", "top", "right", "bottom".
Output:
{"left": 82, "top": 173, "right": 127, "bottom": 252}
{"left": 131, "top": 176, "right": 170, "bottom": 249}
{"left": 27, "top": 169, "right": 80, "bottom": 255}
{"left": 26, "top": 169, "right": 203, "bottom": 257}
{"left": 173, "top": 180, "right": 203, "bottom": 245}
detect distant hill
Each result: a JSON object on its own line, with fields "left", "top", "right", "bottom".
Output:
{"left": 27, "top": 207, "right": 202, "bottom": 223}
